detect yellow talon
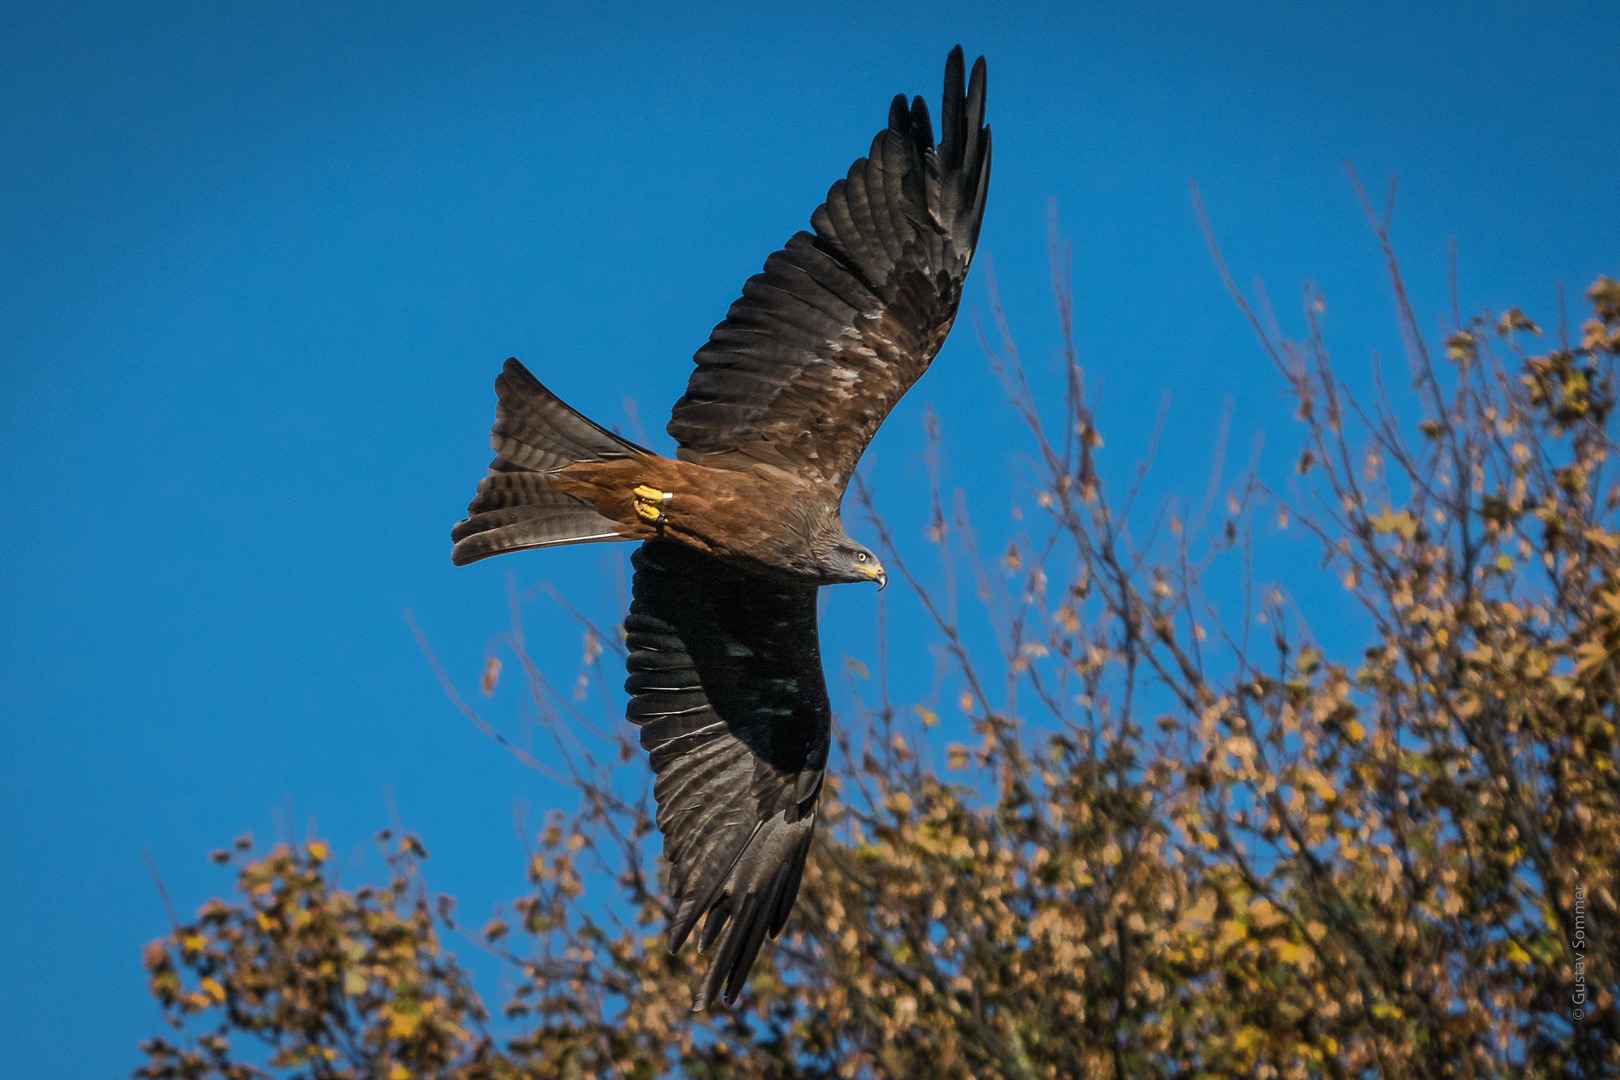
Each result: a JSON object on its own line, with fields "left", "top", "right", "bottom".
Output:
{"left": 633, "top": 484, "right": 671, "bottom": 525}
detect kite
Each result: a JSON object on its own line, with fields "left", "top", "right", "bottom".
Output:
{"left": 451, "top": 46, "right": 990, "bottom": 1008}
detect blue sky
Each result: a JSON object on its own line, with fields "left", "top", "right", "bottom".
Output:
{"left": 1, "top": 1, "right": 1614, "bottom": 1073}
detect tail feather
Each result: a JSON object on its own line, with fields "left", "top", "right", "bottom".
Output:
{"left": 451, "top": 359, "right": 643, "bottom": 566}
{"left": 490, "top": 358, "right": 648, "bottom": 469}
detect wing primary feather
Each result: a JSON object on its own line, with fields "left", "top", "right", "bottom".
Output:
{"left": 940, "top": 45, "right": 966, "bottom": 169}
{"left": 968, "top": 128, "right": 992, "bottom": 250}
{"left": 900, "top": 109, "right": 929, "bottom": 210}
{"left": 887, "top": 92, "right": 908, "bottom": 133}
{"left": 964, "top": 55, "right": 988, "bottom": 181}
{"left": 909, "top": 94, "right": 934, "bottom": 154}
{"left": 689, "top": 814, "right": 817, "bottom": 1010}
{"left": 870, "top": 132, "right": 912, "bottom": 261}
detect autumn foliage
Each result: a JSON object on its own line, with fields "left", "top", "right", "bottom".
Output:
{"left": 140, "top": 206, "right": 1619, "bottom": 1078}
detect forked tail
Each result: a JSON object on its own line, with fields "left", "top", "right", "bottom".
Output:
{"left": 450, "top": 358, "right": 646, "bottom": 566}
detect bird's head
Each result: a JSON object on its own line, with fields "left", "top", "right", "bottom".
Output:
{"left": 841, "top": 542, "right": 887, "bottom": 589}
{"left": 812, "top": 528, "right": 886, "bottom": 588}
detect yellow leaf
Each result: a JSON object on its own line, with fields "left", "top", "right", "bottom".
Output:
{"left": 390, "top": 1066, "right": 411, "bottom": 1080}
{"left": 1583, "top": 318, "right": 1613, "bottom": 351}
{"left": 1303, "top": 768, "right": 1337, "bottom": 801}
{"left": 1583, "top": 527, "right": 1619, "bottom": 552}
{"left": 388, "top": 1010, "right": 422, "bottom": 1038}
{"left": 1503, "top": 940, "right": 1531, "bottom": 965}
{"left": 1445, "top": 331, "right": 1477, "bottom": 365}
{"left": 1345, "top": 719, "right": 1366, "bottom": 742}
{"left": 305, "top": 840, "right": 330, "bottom": 862}
{"left": 1576, "top": 639, "right": 1614, "bottom": 674}
{"left": 1206, "top": 915, "right": 1243, "bottom": 953}
{"left": 1370, "top": 507, "right": 1417, "bottom": 539}
{"left": 200, "top": 977, "right": 226, "bottom": 1004}
{"left": 912, "top": 704, "right": 938, "bottom": 728}
{"left": 1497, "top": 307, "right": 1541, "bottom": 336}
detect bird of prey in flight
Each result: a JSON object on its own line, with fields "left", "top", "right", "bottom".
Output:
{"left": 452, "top": 46, "right": 990, "bottom": 1009}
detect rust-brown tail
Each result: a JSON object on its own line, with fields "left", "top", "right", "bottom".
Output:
{"left": 451, "top": 358, "right": 646, "bottom": 566}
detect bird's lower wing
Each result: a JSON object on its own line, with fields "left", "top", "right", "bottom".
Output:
{"left": 624, "top": 540, "right": 830, "bottom": 1009}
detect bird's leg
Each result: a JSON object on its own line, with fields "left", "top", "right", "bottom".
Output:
{"left": 633, "top": 484, "right": 673, "bottom": 525}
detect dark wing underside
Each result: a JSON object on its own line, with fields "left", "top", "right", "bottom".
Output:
{"left": 624, "top": 540, "right": 830, "bottom": 1009}
{"left": 666, "top": 47, "right": 991, "bottom": 493}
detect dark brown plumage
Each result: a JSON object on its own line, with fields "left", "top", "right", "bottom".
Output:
{"left": 452, "top": 47, "right": 990, "bottom": 1008}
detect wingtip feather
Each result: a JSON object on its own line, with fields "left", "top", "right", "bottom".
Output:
{"left": 964, "top": 55, "right": 988, "bottom": 175}
{"left": 941, "top": 46, "right": 966, "bottom": 169}
{"left": 909, "top": 94, "right": 934, "bottom": 157}
{"left": 888, "top": 92, "right": 908, "bottom": 133}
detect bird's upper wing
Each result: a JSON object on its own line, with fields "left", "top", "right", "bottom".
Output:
{"left": 665, "top": 47, "right": 990, "bottom": 493}
{"left": 623, "top": 540, "right": 830, "bottom": 1010}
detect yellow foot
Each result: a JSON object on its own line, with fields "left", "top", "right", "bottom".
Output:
{"left": 633, "top": 484, "right": 672, "bottom": 525}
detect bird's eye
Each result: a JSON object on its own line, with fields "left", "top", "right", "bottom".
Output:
{"left": 855, "top": 551, "right": 867, "bottom": 562}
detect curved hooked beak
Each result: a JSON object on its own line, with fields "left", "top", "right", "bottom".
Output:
{"left": 860, "top": 562, "right": 888, "bottom": 589}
